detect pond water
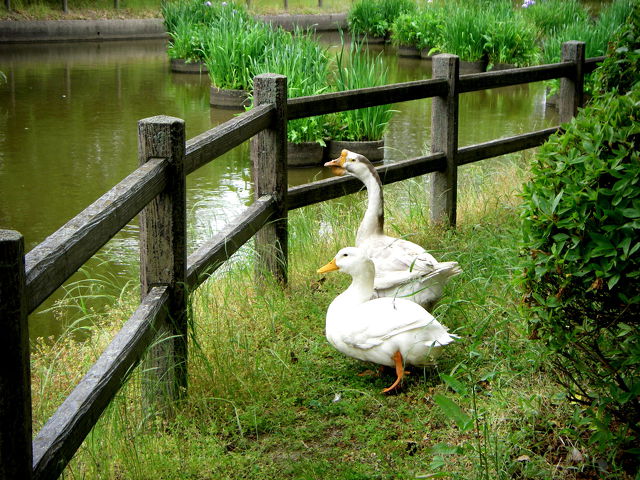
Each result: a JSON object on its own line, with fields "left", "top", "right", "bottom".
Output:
{"left": 0, "top": 35, "right": 558, "bottom": 339}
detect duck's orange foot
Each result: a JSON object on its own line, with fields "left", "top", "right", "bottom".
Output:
{"left": 381, "top": 351, "right": 406, "bottom": 394}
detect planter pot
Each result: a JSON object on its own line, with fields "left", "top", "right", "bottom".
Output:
{"left": 210, "top": 86, "right": 251, "bottom": 109}
{"left": 170, "top": 58, "right": 208, "bottom": 74}
{"left": 460, "top": 59, "right": 488, "bottom": 74}
{"left": 397, "top": 45, "right": 421, "bottom": 58}
{"left": 488, "top": 62, "right": 515, "bottom": 71}
{"left": 420, "top": 47, "right": 434, "bottom": 59}
{"left": 355, "top": 33, "right": 387, "bottom": 45}
{"left": 287, "top": 141, "right": 325, "bottom": 167}
{"left": 326, "top": 139, "right": 385, "bottom": 163}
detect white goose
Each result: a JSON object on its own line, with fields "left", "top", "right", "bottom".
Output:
{"left": 318, "top": 247, "right": 459, "bottom": 393}
{"left": 325, "top": 149, "right": 462, "bottom": 312}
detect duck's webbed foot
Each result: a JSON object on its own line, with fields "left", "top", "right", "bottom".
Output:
{"left": 382, "top": 351, "right": 406, "bottom": 394}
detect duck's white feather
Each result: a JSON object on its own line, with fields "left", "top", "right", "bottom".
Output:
{"left": 325, "top": 150, "right": 462, "bottom": 311}
{"left": 320, "top": 247, "right": 459, "bottom": 370}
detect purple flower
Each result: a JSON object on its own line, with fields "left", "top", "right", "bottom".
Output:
{"left": 204, "top": 1, "right": 211, "bottom": 5}
{"left": 521, "top": 0, "right": 535, "bottom": 7}
{"left": 221, "top": 1, "right": 228, "bottom": 5}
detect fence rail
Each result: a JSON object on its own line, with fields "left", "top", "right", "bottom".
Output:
{"left": 0, "top": 41, "right": 596, "bottom": 480}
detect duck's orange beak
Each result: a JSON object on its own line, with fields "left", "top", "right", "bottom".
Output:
{"left": 317, "top": 257, "right": 339, "bottom": 274}
{"left": 323, "top": 149, "right": 348, "bottom": 176}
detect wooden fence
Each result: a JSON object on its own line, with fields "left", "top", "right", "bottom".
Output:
{"left": 0, "top": 41, "right": 600, "bottom": 480}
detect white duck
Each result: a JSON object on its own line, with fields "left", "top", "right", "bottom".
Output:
{"left": 325, "top": 149, "right": 461, "bottom": 312}
{"left": 318, "top": 247, "right": 459, "bottom": 393}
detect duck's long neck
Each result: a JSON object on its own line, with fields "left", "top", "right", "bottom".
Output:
{"left": 331, "top": 263, "right": 376, "bottom": 310}
{"left": 355, "top": 170, "right": 384, "bottom": 245}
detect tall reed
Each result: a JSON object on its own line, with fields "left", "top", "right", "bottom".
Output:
{"left": 250, "top": 29, "right": 331, "bottom": 144}
{"left": 329, "top": 38, "right": 395, "bottom": 141}
{"left": 519, "top": 0, "right": 590, "bottom": 38}
{"left": 203, "top": 14, "right": 283, "bottom": 91}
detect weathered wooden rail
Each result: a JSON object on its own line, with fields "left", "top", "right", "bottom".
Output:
{"left": 0, "top": 42, "right": 600, "bottom": 479}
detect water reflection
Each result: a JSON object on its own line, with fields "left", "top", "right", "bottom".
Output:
{"left": 0, "top": 36, "right": 558, "bottom": 339}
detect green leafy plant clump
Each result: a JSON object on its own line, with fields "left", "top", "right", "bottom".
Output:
{"left": 347, "top": 0, "right": 415, "bottom": 40}
{"left": 519, "top": 5, "right": 640, "bottom": 471}
{"left": 328, "top": 39, "right": 395, "bottom": 142}
{"left": 390, "top": 7, "right": 445, "bottom": 51}
{"left": 250, "top": 28, "right": 331, "bottom": 145}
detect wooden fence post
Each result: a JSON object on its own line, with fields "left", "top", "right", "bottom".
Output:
{"left": 0, "top": 230, "right": 32, "bottom": 480}
{"left": 4, "top": 0, "right": 11, "bottom": 12}
{"left": 251, "top": 73, "right": 288, "bottom": 285}
{"left": 429, "top": 54, "right": 460, "bottom": 227}
{"left": 61, "top": 0, "right": 67, "bottom": 13}
{"left": 559, "top": 41, "right": 585, "bottom": 124}
{"left": 138, "top": 116, "right": 187, "bottom": 419}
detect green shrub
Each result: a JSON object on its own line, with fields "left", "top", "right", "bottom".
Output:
{"left": 519, "top": 7, "right": 640, "bottom": 469}
{"left": 593, "top": 0, "right": 639, "bottom": 95}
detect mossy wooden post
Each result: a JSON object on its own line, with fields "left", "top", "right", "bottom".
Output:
{"left": 559, "top": 41, "right": 585, "bottom": 123}
{"left": 251, "top": 73, "right": 288, "bottom": 285}
{"left": 429, "top": 54, "right": 460, "bottom": 227}
{"left": 138, "top": 116, "right": 187, "bottom": 419}
{"left": 0, "top": 230, "right": 32, "bottom": 480}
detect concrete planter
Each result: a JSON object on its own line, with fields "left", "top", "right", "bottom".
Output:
{"left": 287, "top": 141, "right": 325, "bottom": 167}
{"left": 488, "top": 62, "right": 516, "bottom": 71}
{"left": 460, "top": 59, "right": 488, "bottom": 74}
{"left": 326, "top": 139, "right": 385, "bottom": 163}
{"left": 397, "top": 45, "right": 421, "bottom": 58}
{"left": 209, "top": 86, "right": 251, "bottom": 109}
{"left": 355, "top": 33, "right": 387, "bottom": 45}
{"left": 170, "top": 58, "right": 207, "bottom": 73}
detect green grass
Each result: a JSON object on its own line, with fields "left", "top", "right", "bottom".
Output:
{"left": 30, "top": 151, "right": 634, "bottom": 479}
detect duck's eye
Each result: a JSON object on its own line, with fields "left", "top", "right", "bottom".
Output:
{"left": 342, "top": 253, "right": 348, "bottom": 257}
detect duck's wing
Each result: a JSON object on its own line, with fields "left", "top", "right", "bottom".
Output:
{"left": 362, "top": 236, "right": 461, "bottom": 289}
{"left": 343, "top": 298, "right": 445, "bottom": 350}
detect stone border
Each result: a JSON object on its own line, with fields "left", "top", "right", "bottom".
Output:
{"left": 0, "top": 19, "right": 167, "bottom": 43}
{"left": 0, "top": 13, "right": 347, "bottom": 44}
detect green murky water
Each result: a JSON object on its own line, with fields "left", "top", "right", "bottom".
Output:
{"left": 0, "top": 36, "right": 558, "bottom": 339}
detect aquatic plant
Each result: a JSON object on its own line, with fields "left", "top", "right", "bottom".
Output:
{"left": 203, "top": 14, "right": 286, "bottom": 91}
{"left": 166, "top": 18, "right": 208, "bottom": 62}
{"left": 390, "top": 6, "right": 445, "bottom": 51}
{"left": 329, "top": 39, "right": 394, "bottom": 142}
{"left": 519, "top": 0, "right": 590, "bottom": 38}
{"left": 163, "top": 0, "right": 251, "bottom": 63}
{"left": 161, "top": 0, "right": 249, "bottom": 33}
{"left": 251, "top": 29, "right": 331, "bottom": 145}
{"left": 484, "top": 11, "right": 540, "bottom": 67}
{"left": 438, "top": 2, "right": 493, "bottom": 63}
{"left": 347, "top": 0, "right": 415, "bottom": 39}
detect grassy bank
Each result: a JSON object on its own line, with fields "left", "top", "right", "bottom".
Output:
{"left": 31, "top": 152, "right": 631, "bottom": 478}
{"left": 0, "top": 0, "right": 346, "bottom": 20}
